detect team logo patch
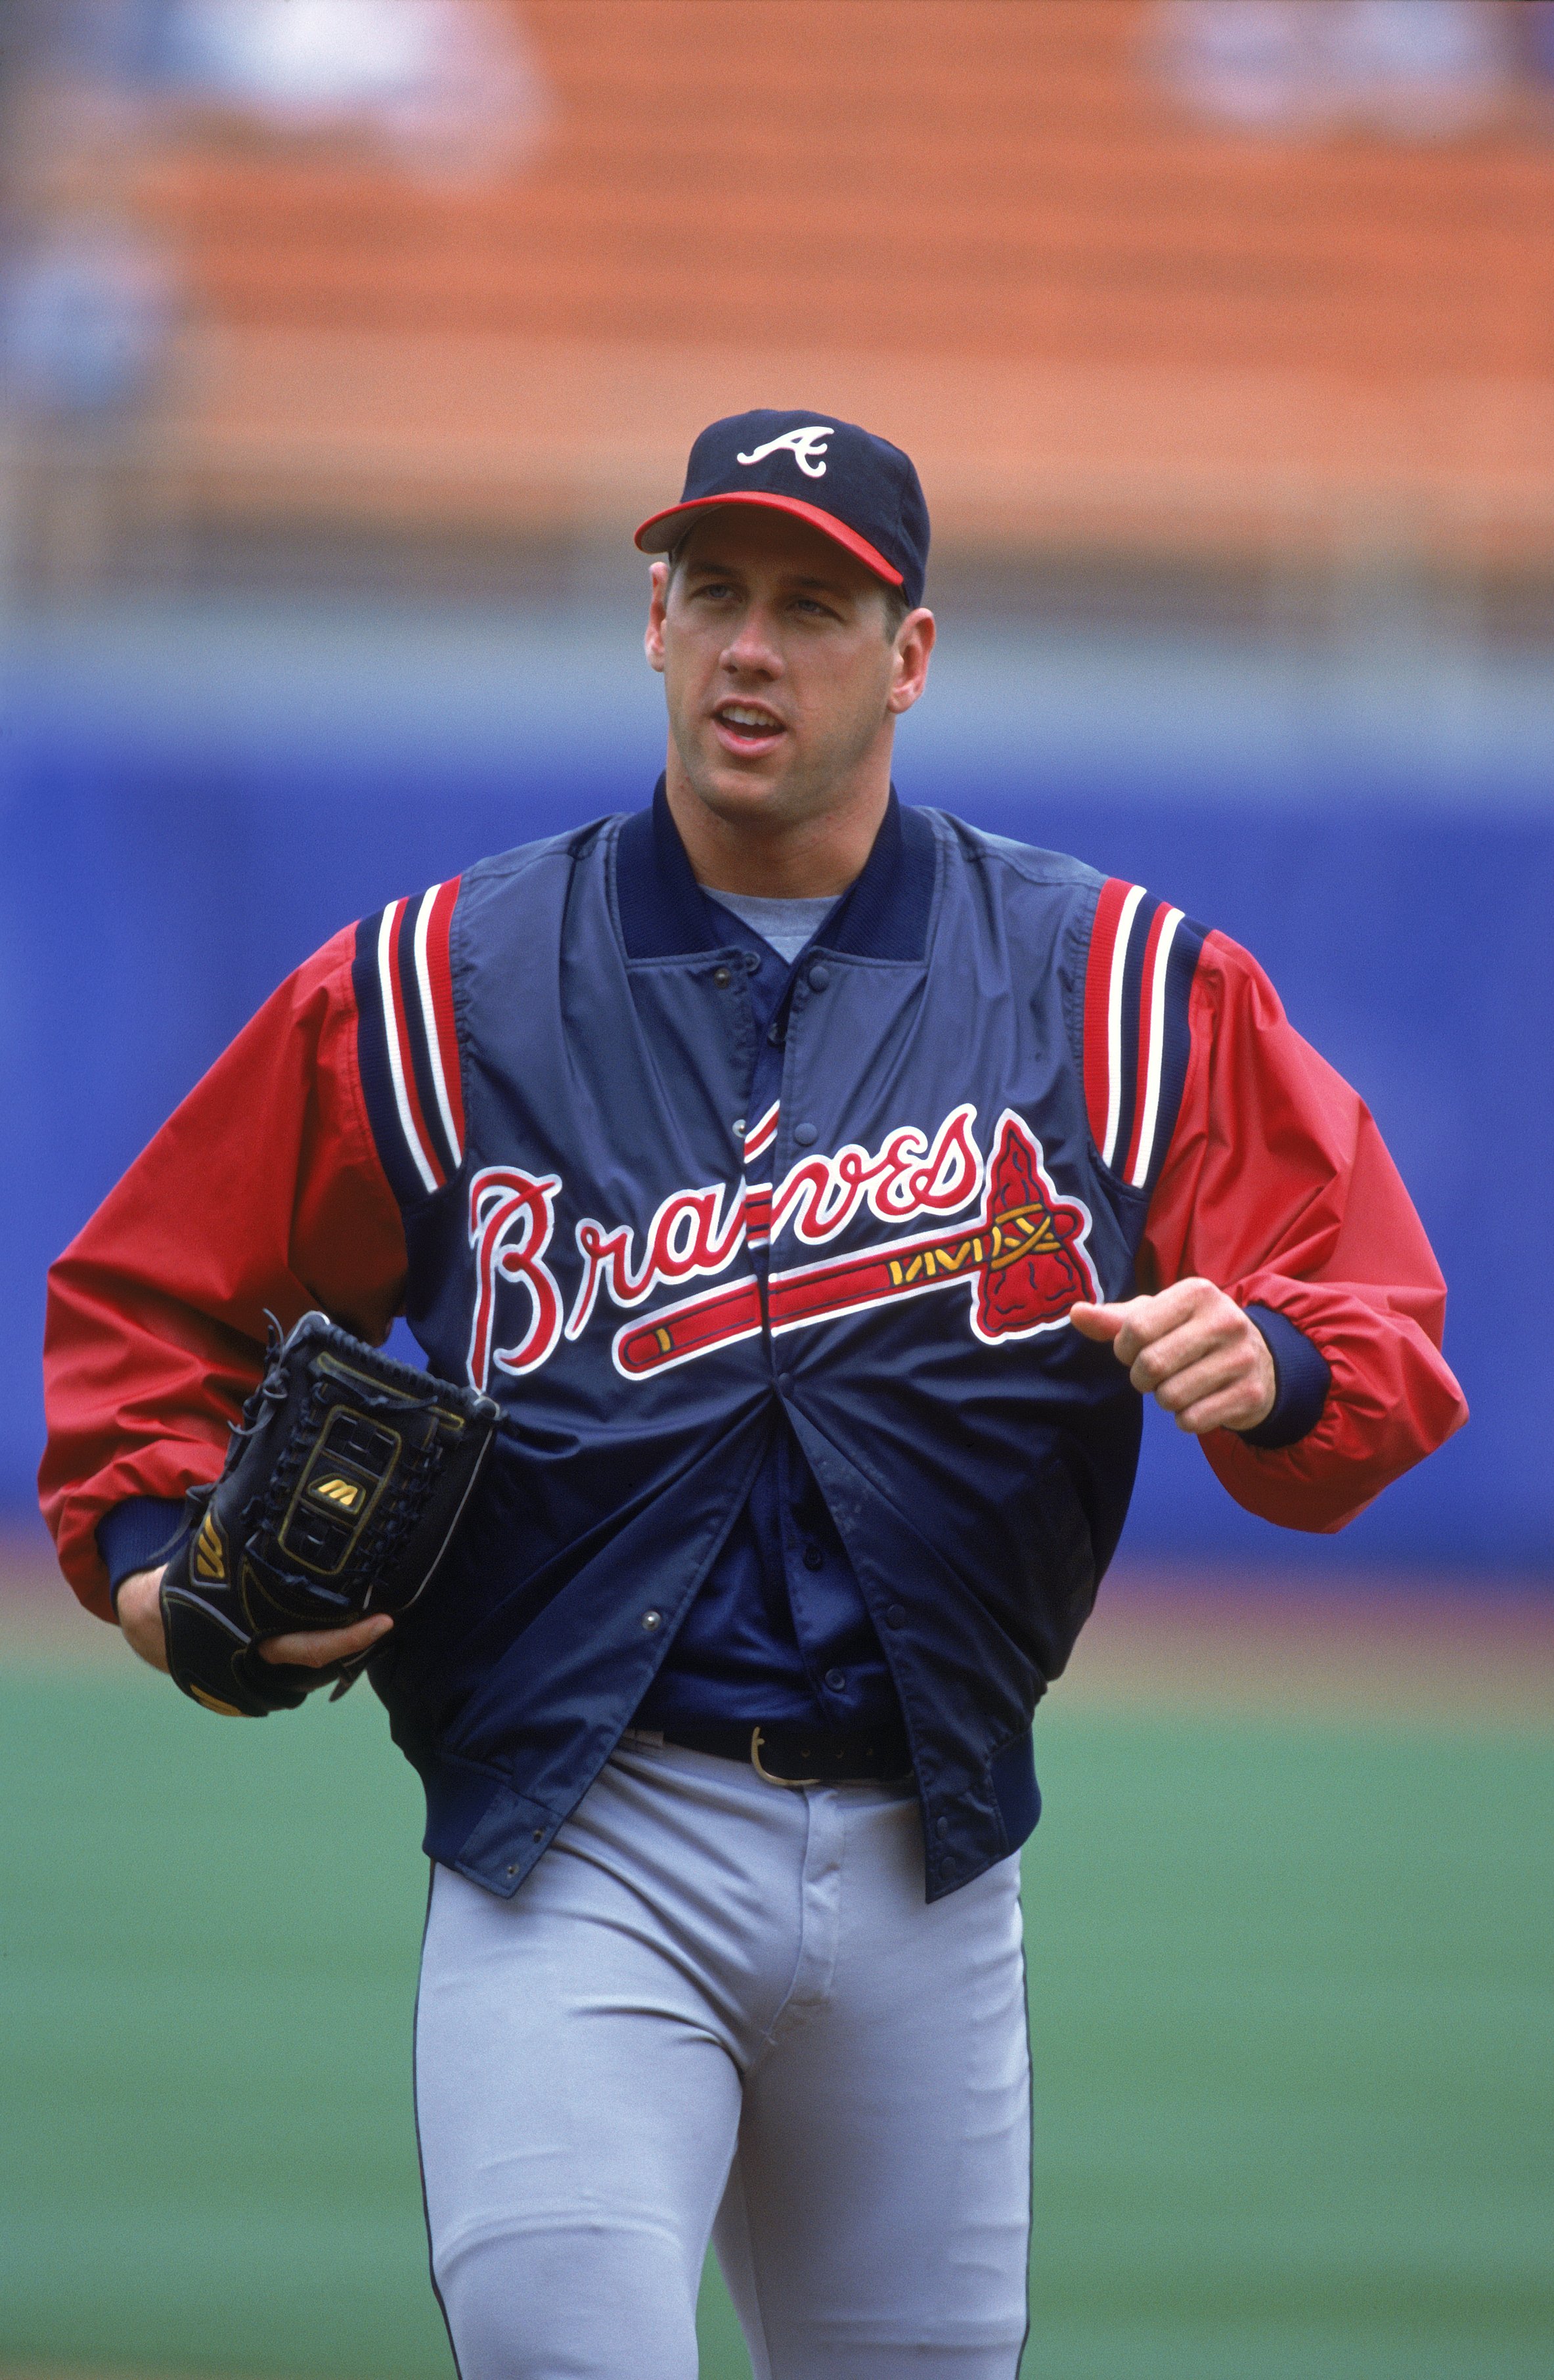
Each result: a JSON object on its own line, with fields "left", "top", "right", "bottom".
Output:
{"left": 976, "top": 1111, "right": 1096, "bottom": 1337}
{"left": 617, "top": 1112, "right": 1096, "bottom": 1377}
{"left": 735, "top": 425, "right": 834, "bottom": 478}
{"left": 465, "top": 1105, "right": 1098, "bottom": 1390}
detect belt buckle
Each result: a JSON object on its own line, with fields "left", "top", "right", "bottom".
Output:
{"left": 749, "top": 1725, "right": 820, "bottom": 1788}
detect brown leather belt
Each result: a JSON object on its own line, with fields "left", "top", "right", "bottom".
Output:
{"left": 657, "top": 1719, "right": 914, "bottom": 1787}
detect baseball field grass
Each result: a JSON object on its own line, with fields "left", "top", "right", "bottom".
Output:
{"left": 1, "top": 1543, "right": 1549, "bottom": 2380}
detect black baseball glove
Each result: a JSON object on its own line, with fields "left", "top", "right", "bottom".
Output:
{"left": 158, "top": 1311, "right": 499, "bottom": 1717}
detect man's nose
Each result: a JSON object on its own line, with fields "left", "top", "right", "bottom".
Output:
{"left": 721, "top": 606, "right": 782, "bottom": 676}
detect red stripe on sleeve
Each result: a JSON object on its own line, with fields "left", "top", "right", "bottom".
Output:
{"left": 386, "top": 898, "right": 445, "bottom": 1189}
{"left": 426, "top": 875, "right": 464, "bottom": 1153}
{"left": 1120, "top": 898, "right": 1167, "bottom": 1184}
{"left": 1083, "top": 879, "right": 1128, "bottom": 1149}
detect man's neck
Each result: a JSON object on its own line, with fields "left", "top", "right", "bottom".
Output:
{"left": 664, "top": 766, "right": 889, "bottom": 898}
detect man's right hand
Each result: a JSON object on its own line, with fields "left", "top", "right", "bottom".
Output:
{"left": 116, "top": 1564, "right": 391, "bottom": 1677}
{"left": 118, "top": 1566, "right": 173, "bottom": 1671}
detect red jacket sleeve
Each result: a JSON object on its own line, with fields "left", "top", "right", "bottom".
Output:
{"left": 1139, "top": 929, "right": 1467, "bottom": 1532}
{"left": 39, "top": 927, "right": 407, "bottom": 1619}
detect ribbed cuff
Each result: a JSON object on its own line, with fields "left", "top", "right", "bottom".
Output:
{"left": 1234, "top": 1304, "right": 1331, "bottom": 1450}
{"left": 97, "top": 1498, "right": 190, "bottom": 1611}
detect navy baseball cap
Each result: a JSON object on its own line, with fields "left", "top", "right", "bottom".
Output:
{"left": 635, "top": 408, "right": 930, "bottom": 608}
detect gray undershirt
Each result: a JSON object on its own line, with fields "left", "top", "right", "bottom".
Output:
{"left": 713, "top": 890, "right": 839, "bottom": 964}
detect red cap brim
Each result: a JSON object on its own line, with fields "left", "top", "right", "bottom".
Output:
{"left": 633, "top": 492, "right": 904, "bottom": 590}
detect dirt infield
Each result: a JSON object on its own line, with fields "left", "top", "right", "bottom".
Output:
{"left": 7, "top": 1525, "right": 1549, "bottom": 1724}
{"left": 0, "top": 1532, "right": 122, "bottom": 1663}
{"left": 1065, "top": 1561, "right": 1554, "bottom": 1727}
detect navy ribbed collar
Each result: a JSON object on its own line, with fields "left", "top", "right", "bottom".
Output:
{"left": 616, "top": 776, "right": 934, "bottom": 963}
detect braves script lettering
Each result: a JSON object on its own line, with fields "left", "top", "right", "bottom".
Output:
{"left": 769, "top": 1104, "right": 980, "bottom": 1245}
{"left": 467, "top": 1107, "right": 1099, "bottom": 1390}
{"left": 468, "top": 1167, "right": 564, "bottom": 1389}
{"left": 566, "top": 1181, "right": 748, "bottom": 1344}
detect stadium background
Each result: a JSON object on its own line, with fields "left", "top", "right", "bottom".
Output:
{"left": 1, "top": 3, "right": 1549, "bottom": 2375}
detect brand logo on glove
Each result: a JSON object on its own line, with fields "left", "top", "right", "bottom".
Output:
{"left": 308, "top": 1474, "right": 367, "bottom": 1513}
{"left": 193, "top": 1510, "right": 226, "bottom": 1582}
{"left": 465, "top": 1106, "right": 1099, "bottom": 1390}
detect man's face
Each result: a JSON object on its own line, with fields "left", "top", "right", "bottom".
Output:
{"left": 644, "top": 506, "right": 931, "bottom": 833}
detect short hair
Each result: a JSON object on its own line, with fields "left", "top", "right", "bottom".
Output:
{"left": 878, "top": 582, "right": 910, "bottom": 639}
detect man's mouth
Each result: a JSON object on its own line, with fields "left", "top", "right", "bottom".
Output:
{"left": 713, "top": 702, "right": 787, "bottom": 752}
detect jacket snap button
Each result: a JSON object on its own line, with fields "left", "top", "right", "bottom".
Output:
{"left": 714, "top": 967, "right": 731, "bottom": 988}
{"left": 825, "top": 1667, "right": 847, "bottom": 1691}
{"left": 533, "top": 1827, "right": 544, "bottom": 1841}
{"left": 885, "top": 1603, "right": 905, "bottom": 1627}
{"left": 935, "top": 1815, "right": 950, "bottom": 1838}
{"left": 733, "top": 1118, "right": 746, "bottom": 1137}
{"left": 803, "top": 1543, "right": 824, "bottom": 1570}
{"left": 793, "top": 1122, "right": 818, "bottom": 1147}
{"left": 640, "top": 1608, "right": 663, "bottom": 1631}
{"left": 808, "top": 963, "right": 831, "bottom": 991}
{"left": 776, "top": 1371, "right": 793, "bottom": 1394}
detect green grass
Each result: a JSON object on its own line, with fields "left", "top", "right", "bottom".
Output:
{"left": 1018, "top": 1717, "right": 1553, "bottom": 2380}
{"left": 0, "top": 1655, "right": 1549, "bottom": 2379}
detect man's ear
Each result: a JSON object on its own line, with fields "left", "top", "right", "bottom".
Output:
{"left": 644, "top": 560, "right": 671, "bottom": 675}
{"left": 886, "top": 608, "right": 935, "bottom": 715}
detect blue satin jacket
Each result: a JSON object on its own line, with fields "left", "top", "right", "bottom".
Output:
{"left": 336, "top": 785, "right": 1207, "bottom": 1903}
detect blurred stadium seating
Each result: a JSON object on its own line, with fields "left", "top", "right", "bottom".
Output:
{"left": 5, "top": 0, "right": 1554, "bottom": 604}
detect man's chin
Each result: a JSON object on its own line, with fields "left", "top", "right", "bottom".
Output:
{"left": 684, "top": 747, "right": 800, "bottom": 822}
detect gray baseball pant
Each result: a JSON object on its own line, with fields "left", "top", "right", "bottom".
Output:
{"left": 414, "top": 1735, "right": 1032, "bottom": 2379}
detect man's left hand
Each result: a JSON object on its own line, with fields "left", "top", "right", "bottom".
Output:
{"left": 1069, "top": 1279, "right": 1276, "bottom": 1436}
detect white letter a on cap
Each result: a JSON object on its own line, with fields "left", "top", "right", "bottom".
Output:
{"left": 735, "top": 426, "right": 833, "bottom": 479}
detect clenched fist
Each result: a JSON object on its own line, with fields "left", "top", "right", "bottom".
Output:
{"left": 116, "top": 1565, "right": 392, "bottom": 1675}
{"left": 1069, "top": 1278, "right": 1276, "bottom": 1436}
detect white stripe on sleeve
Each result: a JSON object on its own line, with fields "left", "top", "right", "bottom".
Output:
{"left": 413, "top": 883, "right": 462, "bottom": 1166}
{"left": 1102, "top": 883, "right": 1145, "bottom": 1167}
{"left": 377, "top": 900, "right": 439, "bottom": 1196}
{"left": 1129, "top": 908, "right": 1183, "bottom": 1188}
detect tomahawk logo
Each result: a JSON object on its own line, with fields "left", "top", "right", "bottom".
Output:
{"left": 466, "top": 1107, "right": 1101, "bottom": 1390}
{"left": 735, "top": 425, "right": 834, "bottom": 478}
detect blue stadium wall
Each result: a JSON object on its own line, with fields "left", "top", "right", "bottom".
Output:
{"left": 4, "top": 606, "right": 1549, "bottom": 1576}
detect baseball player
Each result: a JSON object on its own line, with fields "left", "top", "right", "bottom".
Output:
{"left": 41, "top": 409, "right": 1465, "bottom": 2380}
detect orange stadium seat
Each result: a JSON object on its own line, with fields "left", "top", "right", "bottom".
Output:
{"left": 117, "top": 0, "right": 1554, "bottom": 572}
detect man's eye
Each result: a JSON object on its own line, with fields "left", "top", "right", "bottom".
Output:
{"left": 692, "top": 582, "right": 735, "bottom": 601}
